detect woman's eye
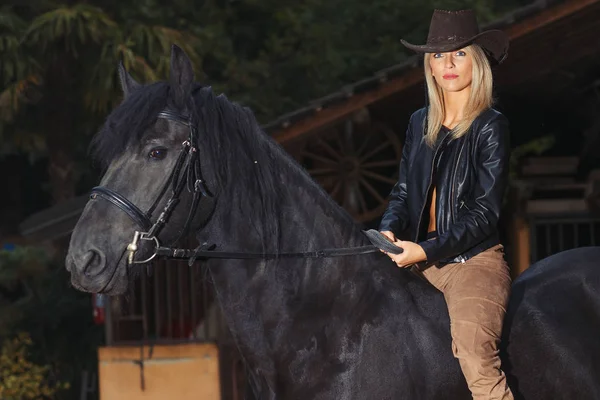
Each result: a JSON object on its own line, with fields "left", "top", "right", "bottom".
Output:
{"left": 433, "top": 53, "right": 442, "bottom": 58}
{"left": 456, "top": 51, "right": 466, "bottom": 56}
{"left": 148, "top": 147, "right": 168, "bottom": 160}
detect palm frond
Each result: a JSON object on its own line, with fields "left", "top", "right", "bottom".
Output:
{"left": 0, "top": 7, "right": 26, "bottom": 32}
{"left": 24, "top": 4, "right": 116, "bottom": 55}
{"left": 128, "top": 23, "right": 202, "bottom": 79}
{"left": 0, "top": 75, "right": 41, "bottom": 122}
{"left": 0, "top": 9, "right": 38, "bottom": 87}
{"left": 84, "top": 22, "right": 203, "bottom": 114}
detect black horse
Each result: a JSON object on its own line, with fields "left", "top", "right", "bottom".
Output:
{"left": 66, "top": 45, "right": 600, "bottom": 399}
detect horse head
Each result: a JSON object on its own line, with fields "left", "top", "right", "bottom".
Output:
{"left": 66, "top": 45, "right": 222, "bottom": 294}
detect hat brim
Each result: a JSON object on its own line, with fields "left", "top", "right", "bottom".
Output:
{"left": 400, "top": 29, "right": 509, "bottom": 64}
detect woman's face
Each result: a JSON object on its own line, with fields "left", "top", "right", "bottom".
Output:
{"left": 429, "top": 47, "right": 473, "bottom": 93}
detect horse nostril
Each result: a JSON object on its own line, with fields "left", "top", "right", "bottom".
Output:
{"left": 81, "top": 248, "right": 107, "bottom": 278}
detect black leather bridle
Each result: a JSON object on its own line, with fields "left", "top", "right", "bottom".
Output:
{"left": 90, "top": 109, "right": 384, "bottom": 267}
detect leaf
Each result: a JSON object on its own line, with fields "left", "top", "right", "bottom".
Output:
{"left": 24, "top": 4, "right": 116, "bottom": 50}
{"left": 0, "top": 332, "right": 67, "bottom": 399}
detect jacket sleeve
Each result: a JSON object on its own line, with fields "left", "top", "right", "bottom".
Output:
{"left": 418, "top": 114, "right": 510, "bottom": 263}
{"left": 378, "top": 114, "right": 414, "bottom": 236}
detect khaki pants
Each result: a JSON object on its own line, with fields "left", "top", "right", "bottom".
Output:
{"left": 421, "top": 244, "right": 514, "bottom": 400}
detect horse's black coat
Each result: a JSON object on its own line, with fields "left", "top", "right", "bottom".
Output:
{"left": 68, "top": 46, "right": 600, "bottom": 399}
{"left": 502, "top": 246, "right": 600, "bottom": 400}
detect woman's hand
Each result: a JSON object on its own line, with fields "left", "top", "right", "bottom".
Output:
{"left": 380, "top": 231, "right": 396, "bottom": 244}
{"left": 386, "top": 240, "right": 427, "bottom": 268}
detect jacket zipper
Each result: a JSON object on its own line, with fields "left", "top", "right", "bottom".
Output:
{"left": 414, "top": 131, "right": 449, "bottom": 242}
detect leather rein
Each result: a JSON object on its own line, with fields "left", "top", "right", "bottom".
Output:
{"left": 89, "top": 109, "right": 381, "bottom": 267}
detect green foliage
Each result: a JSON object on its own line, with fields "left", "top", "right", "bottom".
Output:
{"left": 0, "top": 332, "right": 69, "bottom": 400}
{"left": 24, "top": 4, "right": 116, "bottom": 53}
{"left": 0, "top": 246, "right": 104, "bottom": 399}
{"left": 0, "top": 0, "right": 206, "bottom": 202}
{"left": 0, "top": 8, "right": 40, "bottom": 148}
{"left": 1, "top": 1, "right": 203, "bottom": 144}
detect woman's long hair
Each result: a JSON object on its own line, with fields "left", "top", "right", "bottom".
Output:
{"left": 423, "top": 44, "right": 494, "bottom": 147}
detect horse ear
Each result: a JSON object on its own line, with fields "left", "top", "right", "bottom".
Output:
{"left": 169, "top": 44, "right": 195, "bottom": 108}
{"left": 118, "top": 61, "right": 141, "bottom": 98}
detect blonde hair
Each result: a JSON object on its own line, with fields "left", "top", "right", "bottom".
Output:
{"left": 423, "top": 44, "right": 494, "bottom": 147}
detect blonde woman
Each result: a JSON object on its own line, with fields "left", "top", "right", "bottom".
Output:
{"left": 378, "top": 9, "right": 514, "bottom": 400}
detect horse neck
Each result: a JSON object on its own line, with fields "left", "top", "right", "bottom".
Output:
{"left": 204, "top": 163, "right": 373, "bottom": 276}
{"left": 201, "top": 163, "right": 378, "bottom": 378}
{"left": 201, "top": 142, "right": 372, "bottom": 250}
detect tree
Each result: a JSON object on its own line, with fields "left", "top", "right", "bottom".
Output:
{"left": 0, "top": 1, "right": 201, "bottom": 204}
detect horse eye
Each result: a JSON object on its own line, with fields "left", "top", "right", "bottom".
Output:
{"left": 148, "top": 147, "right": 168, "bottom": 160}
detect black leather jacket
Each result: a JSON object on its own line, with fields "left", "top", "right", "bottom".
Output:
{"left": 378, "top": 107, "right": 510, "bottom": 266}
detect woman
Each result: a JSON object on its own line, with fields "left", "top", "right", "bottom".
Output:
{"left": 378, "top": 9, "right": 514, "bottom": 400}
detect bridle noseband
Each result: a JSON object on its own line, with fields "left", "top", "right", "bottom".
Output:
{"left": 90, "top": 108, "right": 383, "bottom": 267}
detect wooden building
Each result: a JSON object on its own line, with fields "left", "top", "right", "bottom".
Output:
{"left": 15, "top": 0, "right": 600, "bottom": 398}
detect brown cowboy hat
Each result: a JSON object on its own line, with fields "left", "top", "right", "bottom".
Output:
{"left": 401, "top": 9, "right": 509, "bottom": 64}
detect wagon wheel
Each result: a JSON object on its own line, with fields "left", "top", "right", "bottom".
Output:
{"left": 298, "top": 121, "right": 402, "bottom": 223}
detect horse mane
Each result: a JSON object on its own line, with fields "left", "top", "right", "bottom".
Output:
{"left": 89, "top": 81, "right": 361, "bottom": 255}
{"left": 89, "top": 82, "right": 171, "bottom": 169}
{"left": 193, "top": 86, "right": 285, "bottom": 252}
{"left": 192, "top": 86, "right": 362, "bottom": 253}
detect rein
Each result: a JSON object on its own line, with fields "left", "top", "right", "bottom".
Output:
{"left": 90, "top": 108, "right": 383, "bottom": 267}
{"left": 156, "top": 242, "right": 382, "bottom": 267}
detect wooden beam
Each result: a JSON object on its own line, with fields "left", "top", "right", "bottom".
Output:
{"left": 270, "top": 0, "right": 600, "bottom": 142}
{"left": 273, "top": 68, "right": 424, "bottom": 145}
{"left": 527, "top": 198, "right": 589, "bottom": 214}
{"left": 503, "top": 0, "right": 600, "bottom": 39}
